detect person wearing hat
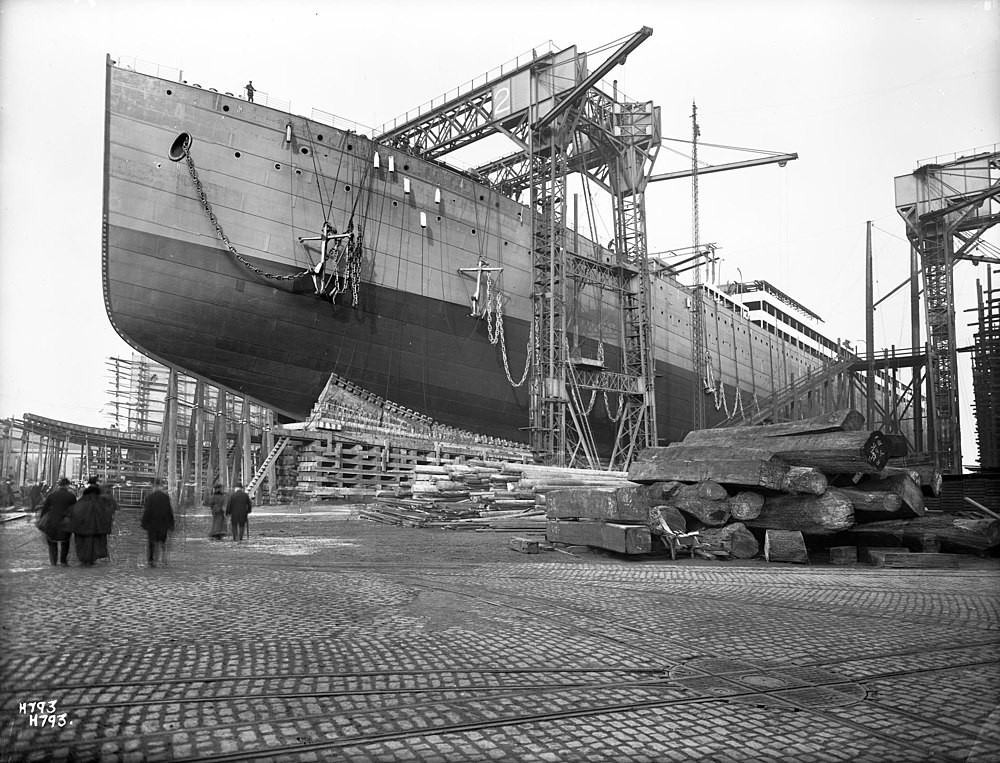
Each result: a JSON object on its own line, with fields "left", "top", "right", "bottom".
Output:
{"left": 141, "top": 479, "right": 175, "bottom": 567}
{"left": 67, "top": 477, "right": 112, "bottom": 566}
{"left": 37, "top": 478, "right": 77, "bottom": 566}
{"left": 225, "top": 483, "right": 252, "bottom": 543}
{"left": 208, "top": 482, "right": 227, "bottom": 540}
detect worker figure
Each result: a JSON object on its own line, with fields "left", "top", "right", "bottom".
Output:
{"left": 298, "top": 222, "right": 350, "bottom": 297}
{"left": 245, "top": 81, "right": 255, "bottom": 102}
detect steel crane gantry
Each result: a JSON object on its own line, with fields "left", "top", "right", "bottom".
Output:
{"left": 375, "top": 27, "right": 658, "bottom": 469}
{"left": 894, "top": 148, "right": 1000, "bottom": 474}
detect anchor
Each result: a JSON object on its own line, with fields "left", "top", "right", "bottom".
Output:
{"left": 458, "top": 257, "right": 504, "bottom": 317}
{"left": 298, "top": 221, "right": 352, "bottom": 297}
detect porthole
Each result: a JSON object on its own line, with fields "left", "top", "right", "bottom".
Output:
{"left": 479, "top": 195, "right": 485, "bottom": 201}
{"left": 404, "top": 164, "right": 410, "bottom": 171}
{"left": 347, "top": 144, "right": 353, "bottom": 151}
{"left": 392, "top": 201, "right": 398, "bottom": 207}
{"left": 235, "top": 151, "right": 241, "bottom": 158}
{"left": 436, "top": 216, "right": 442, "bottom": 221}
{"left": 471, "top": 229, "right": 477, "bottom": 235}
{"left": 300, "top": 147, "right": 309, "bottom": 155}
{"left": 274, "top": 163, "right": 281, "bottom": 170}
{"left": 317, "top": 135, "right": 324, "bottom": 141}
{"left": 344, "top": 185, "right": 351, "bottom": 192}
{"left": 223, "top": 105, "right": 230, "bottom": 112}
{"left": 168, "top": 132, "right": 191, "bottom": 162}
{"left": 166, "top": 89, "right": 173, "bottom": 96}
{"left": 295, "top": 169, "right": 302, "bottom": 176}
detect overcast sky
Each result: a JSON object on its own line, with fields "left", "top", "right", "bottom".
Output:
{"left": 1, "top": 0, "right": 998, "bottom": 464}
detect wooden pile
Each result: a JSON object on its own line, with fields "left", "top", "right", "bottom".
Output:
{"left": 546, "top": 409, "right": 998, "bottom": 566}
{"left": 359, "top": 462, "right": 630, "bottom": 533}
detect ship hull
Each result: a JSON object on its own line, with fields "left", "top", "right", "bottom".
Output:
{"left": 105, "top": 223, "right": 535, "bottom": 441}
{"left": 103, "top": 60, "right": 827, "bottom": 449}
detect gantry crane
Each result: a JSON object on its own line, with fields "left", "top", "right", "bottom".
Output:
{"left": 894, "top": 148, "right": 1000, "bottom": 474}
{"left": 378, "top": 28, "right": 659, "bottom": 469}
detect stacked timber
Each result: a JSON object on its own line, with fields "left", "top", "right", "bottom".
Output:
{"left": 541, "top": 409, "right": 996, "bottom": 563}
{"left": 360, "top": 462, "right": 630, "bottom": 533}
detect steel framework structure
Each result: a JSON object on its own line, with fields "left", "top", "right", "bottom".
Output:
{"left": 895, "top": 149, "right": 1000, "bottom": 473}
{"left": 376, "top": 28, "right": 658, "bottom": 469}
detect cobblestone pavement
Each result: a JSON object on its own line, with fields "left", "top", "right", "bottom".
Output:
{"left": 1, "top": 506, "right": 998, "bottom": 762}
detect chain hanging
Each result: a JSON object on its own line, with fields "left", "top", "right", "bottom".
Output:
{"left": 182, "top": 139, "right": 364, "bottom": 303}
{"left": 481, "top": 275, "right": 532, "bottom": 387}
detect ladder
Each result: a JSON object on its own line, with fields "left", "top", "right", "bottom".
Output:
{"left": 245, "top": 436, "right": 289, "bottom": 499}
{"left": 244, "top": 373, "right": 345, "bottom": 499}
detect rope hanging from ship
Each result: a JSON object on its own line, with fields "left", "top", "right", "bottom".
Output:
{"left": 179, "top": 136, "right": 364, "bottom": 305}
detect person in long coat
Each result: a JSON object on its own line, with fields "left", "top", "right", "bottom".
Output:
{"left": 38, "top": 477, "right": 77, "bottom": 566}
{"left": 208, "top": 483, "right": 227, "bottom": 540}
{"left": 225, "top": 483, "right": 252, "bottom": 542}
{"left": 141, "top": 480, "right": 175, "bottom": 567}
{"left": 28, "top": 481, "right": 44, "bottom": 510}
{"left": 68, "top": 483, "right": 111, "bottom": 566}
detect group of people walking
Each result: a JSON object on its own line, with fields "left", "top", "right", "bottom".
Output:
{"left": 209, "top": 482, "right": 253, "bottom": 542}
{"left": 34, "top": 478, "right": 251, "bottom": 568}
{"left": 35, "top": 476, "right": 117, "bottom": 566}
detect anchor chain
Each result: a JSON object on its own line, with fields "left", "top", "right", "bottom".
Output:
{"left": 482, "top": 275, "right": 532, "bottom": 387}
{"left": 182, "top": 139, "right": 364, "bottom": 305}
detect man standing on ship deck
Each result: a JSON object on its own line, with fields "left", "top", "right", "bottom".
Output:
{"left": 245, "top": 81, "right": 255, "bottom": 102}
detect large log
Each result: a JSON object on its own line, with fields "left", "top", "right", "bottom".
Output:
{"left": 778, "top": 466, "right": 828, "bottom": 496}
{"left": 545, "top": 484, "right": 668, "bottom": 521}
{"left": 648, "top": 505, "right": 687, "bottom": 534}
{"left": 628, "top": 446, "right": 791, "bottom": 490}
{"left": 662, "top": 495, "right": 731, "bottom": 526}
{"left": 669, "top": 432, "right": 890, "bottom": 475}
{"left": 857, "top": 473, "right": 925, "bottom": 516}
{"left": 747, "top": 489, "right": 855, "bottom": 535}
{"left": 683, "top": 409, "right": 866, "bottom": 444}
{"left": 698, "top": 522, "right": 760, "bottom": 559}
{"left": 661, "top": 481, "right": 729, "bottom": 501}
{"left": 847, "top": 515, "right": 1000, "bottom": 552}
{"left": 546, "top": 519, "right": 651, "bottom": 554}
{"left": 764, "top": 530, "right": 809, "bottom": 563}
{"left": 835, "top": 487, "right": 904, "bottom": 515}
{"left": 882, "top": 463, "right": 942, "bottom": 497}
{"left": 754, "top": 431, "right": 891, "bottom": 474}
{"left": 727, "top": 491, "right": 765, "bottom": 521}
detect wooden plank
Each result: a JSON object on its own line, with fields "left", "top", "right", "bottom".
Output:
{"left": 849, "top": 515, "right": 1000, "bottom": 551}
{"left": 546, "top": 519, "right": 651, "bottom": 554}
{"left": 683, "top": 409, "right": 866, "bottom": 444}
{"left": 627, "top": 446, "right": 790, "bottom": 490}
{"left": 508, "top": 536, "right": 540, "bottom": 554}
{"left": 870, "top": 551, "right": 959, "bottom": 569}
{"left": 545, "top": 484, "right": 666, "bottom": 521}
{"left": 859, "top": 546, "right": 909, "bottom": 564}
